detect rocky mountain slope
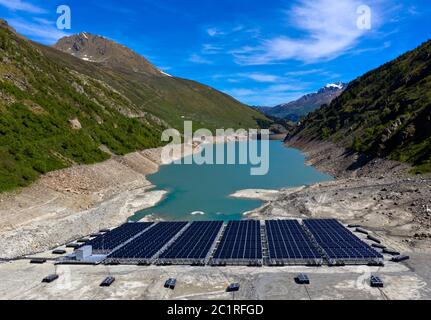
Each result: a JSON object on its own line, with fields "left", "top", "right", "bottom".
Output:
{"left": 286, "top": 40, "right": 431, "bottom": 173}
{"left": 51, "top": 32, "right": 268, "bottom": 131}
{"left": 0, "top": 19, "right": 267, "bottom": 192}
{"left": 259, "top": 82, "right": 347, "bottom": 121}
{"left": 54, "top": 33, "right": 161, "bottom": 75}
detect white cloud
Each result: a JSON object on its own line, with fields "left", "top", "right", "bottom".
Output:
{"left": 206, "top": 25, "right": 247, "bottom": 38}
{"left": 7, "top": 18, "right": 70, "bottom": 44}
{"left": 232, "top": 25, "right": 245, "bottom": 32}
{"left": 285, "top": 68, "right": 342, "bottom": 80}
{"left": 234, "top": 0, "right": 382, "bottom": 65}
{"left": 238, "top": 73, "right": 280, "bottom": 83}
{"left": 33, "top": 17, "right": 53, "bottom": 25}
{"left": 347, "top": 40, "right": 391, "bottom": 56}
{"left": 207, "top": 28, "right": 224, "bottom": 37}
{"left": 0, "top": 0, "right": 46, "bottom": 14}
{"left": 211, "top": 72, "right": 282, "bottom": 83}
{"left": 202, "top": 44, "right": 223, "bottom": 54}
{"left": 407, "top": 6, "right": 420, "bottom": 16}
{"left": 285, "top": 68, "right": 324, "bottom": 76}
{"left": 188, "top": 54, "right": 213, "bottom": 64}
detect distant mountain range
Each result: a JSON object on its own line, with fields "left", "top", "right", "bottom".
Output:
{"left": 256, "top": 82, "right": 347, "bottom": 121}
{"left": 0, "top": 19, "right": 268, "bottom": 192}
{"left": 286, "top": 39, "right": 431, "bottom": 173}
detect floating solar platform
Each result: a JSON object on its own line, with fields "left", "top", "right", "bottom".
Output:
{"left": 42, "top": 274, "right": 59, "bottom": 283}
{"left": 157, "top": 221, "right": 223, "bottom": 265}
{"left": 164, "top": 278, "right": 177, "bottom": 290}
{"left": 370, "top": 275, "right": 384, "bottom": 288}
{"left": 105, "top": 222, "right": 189, "bottom": 264}
{"left": 227, "top": 283, "right": 240, "bottom": 292}
{"left": 295, "top": 273, "right": 310, "bottom": 285}
{"left": 391, "top": 255, "right": 410, "bottom": 263}
{"left": 303, "top": 219, "right": 384, "bottom": 266}
{"left": 100, "top": 276, "right": 115, "bottom": 287}
{"left": 85, "top": 222, "right": 154, "bottom": 254}
{"left": 211, "top": 220, "right": 263, "bottom": 266}
{"left": 265, "top": 220, "right": 322, "bottom": 266}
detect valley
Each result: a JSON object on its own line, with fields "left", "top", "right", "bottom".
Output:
{"left": 0, "top": 0, "right": 431, "bottom": 301}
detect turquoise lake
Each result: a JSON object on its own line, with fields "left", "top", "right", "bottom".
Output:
{"left": 131, "top": 140, "right": 332, "bottom": 221}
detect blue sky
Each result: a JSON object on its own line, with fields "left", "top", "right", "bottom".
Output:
{"left": 1, "top": 0, "right": 430, "bottom": 106}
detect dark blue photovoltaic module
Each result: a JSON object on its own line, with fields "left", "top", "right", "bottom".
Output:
{"left": 212, "top": 220, "right": 262, "bottom": 265}
{"left": 107, "top": 222, "right": 188, "bottom": 262}
{"left": 303, "top": 219, "right": 383, "bottom": 265}
{"left": 85, "top": 222, "right": 154, "bottom": 254}
{"left": 266, "top": 220, "right": 322, "bottom": 265}
{"left": 159, "top": 221, "right": 223, "bottom": 264}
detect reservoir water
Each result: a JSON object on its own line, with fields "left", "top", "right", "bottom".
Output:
{"left": 131, "top": 140, "right": 332, "bottom": 221}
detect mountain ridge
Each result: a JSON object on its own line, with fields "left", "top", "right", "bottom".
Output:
{"left": 286, "top": 39, "right": 431, "bottom": 173}
{"left": 0, "top": 21, "right": 268, "bottom": 192}
{"left": 257, "top": 82, "right": 347, "bottom": 121}
{"left": 48, "top": 31, "right": 268, "bottom": 131}
{"left": 54, "top": 32, "right": 163, "bottom": 76}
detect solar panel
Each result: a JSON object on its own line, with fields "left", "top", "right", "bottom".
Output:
{"left": 212, "top": 220, "right": 262, "bottom": 266}
{"left": 106, "top": 222, "right": 188, "bottom": 264}
{"left": 158, "top": 221, "right": 223, "bottom": 265}
{"left": 265, "top": 220, "right": 322, "bottom": 265}
{"left": 84, "top": 222, "right": 154, "bottom": 254}
{"left": 303, "top": 219, "right": 383, "bottom": 265}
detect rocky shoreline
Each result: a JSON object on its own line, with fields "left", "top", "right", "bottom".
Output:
{"left": 0, "top": 135, "right": 246, "bottom": 259}
{"left": 0, "top": 148, "right": 167, "bottom": 259}
{"left": 232, "top": 139, "right": 431, "bottom": 254}
{"left": 1, "top": 135, "right": 429, "bottom": 259}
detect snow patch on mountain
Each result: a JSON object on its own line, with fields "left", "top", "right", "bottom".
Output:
{"left": 325, "top": 82, "right": 345, "bottom": 90}
{"left": 160, "top": 70, "right": 173, "bottom": 77}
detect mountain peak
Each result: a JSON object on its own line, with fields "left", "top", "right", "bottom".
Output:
{"left": 258, "top": 82, "right": 347, "bottom": 121}
{"left": 53, "top": 33, "right": 164, "bottom": 76}
{"left": 0, "top": 19, "right": 16, "bottom": 33}
{"left": 318, "top": 82, "right": 347, "bottom": 93}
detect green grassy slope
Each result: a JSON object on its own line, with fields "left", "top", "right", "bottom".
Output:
{"left": 288, "top": 39, "right": 431, "bottom": 173}
{"left": 40, "top": 40, "right": 268, "bottom": 132}
{"left": 0, "top": 21, "right": 268, "bottom": 192}
{"left": 0, "top": 24, "right": 168, "bottom": 192}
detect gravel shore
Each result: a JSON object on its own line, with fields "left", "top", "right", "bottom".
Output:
{"left": 232, "top": 139, "right": 431, "bottom": 254}
{"left": 1, "top": 137, "right": 430, "bottom": 300}
{"left": 0, "top": 135, "right": 247, "bottom": 259}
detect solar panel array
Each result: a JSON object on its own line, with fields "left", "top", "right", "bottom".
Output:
{"left": 76, "top": 219, "right": 385, "bottom": 266}
{"left": 108, "top": 222, "right": 188, "bottom": 262}
{"left": 304, "top": 219, "right": 383, "bottom": 265}
{"left": 212, "top": 220, "right": 262, "bottom": 265}
{"left": 85, "top": 222, "right": 153, "bottom": 253}
{"left": 159, "top": 221, "right": 223, "bottom": 264}
{"left": 266, "top": 220, "right": 322, "bottom": 265}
